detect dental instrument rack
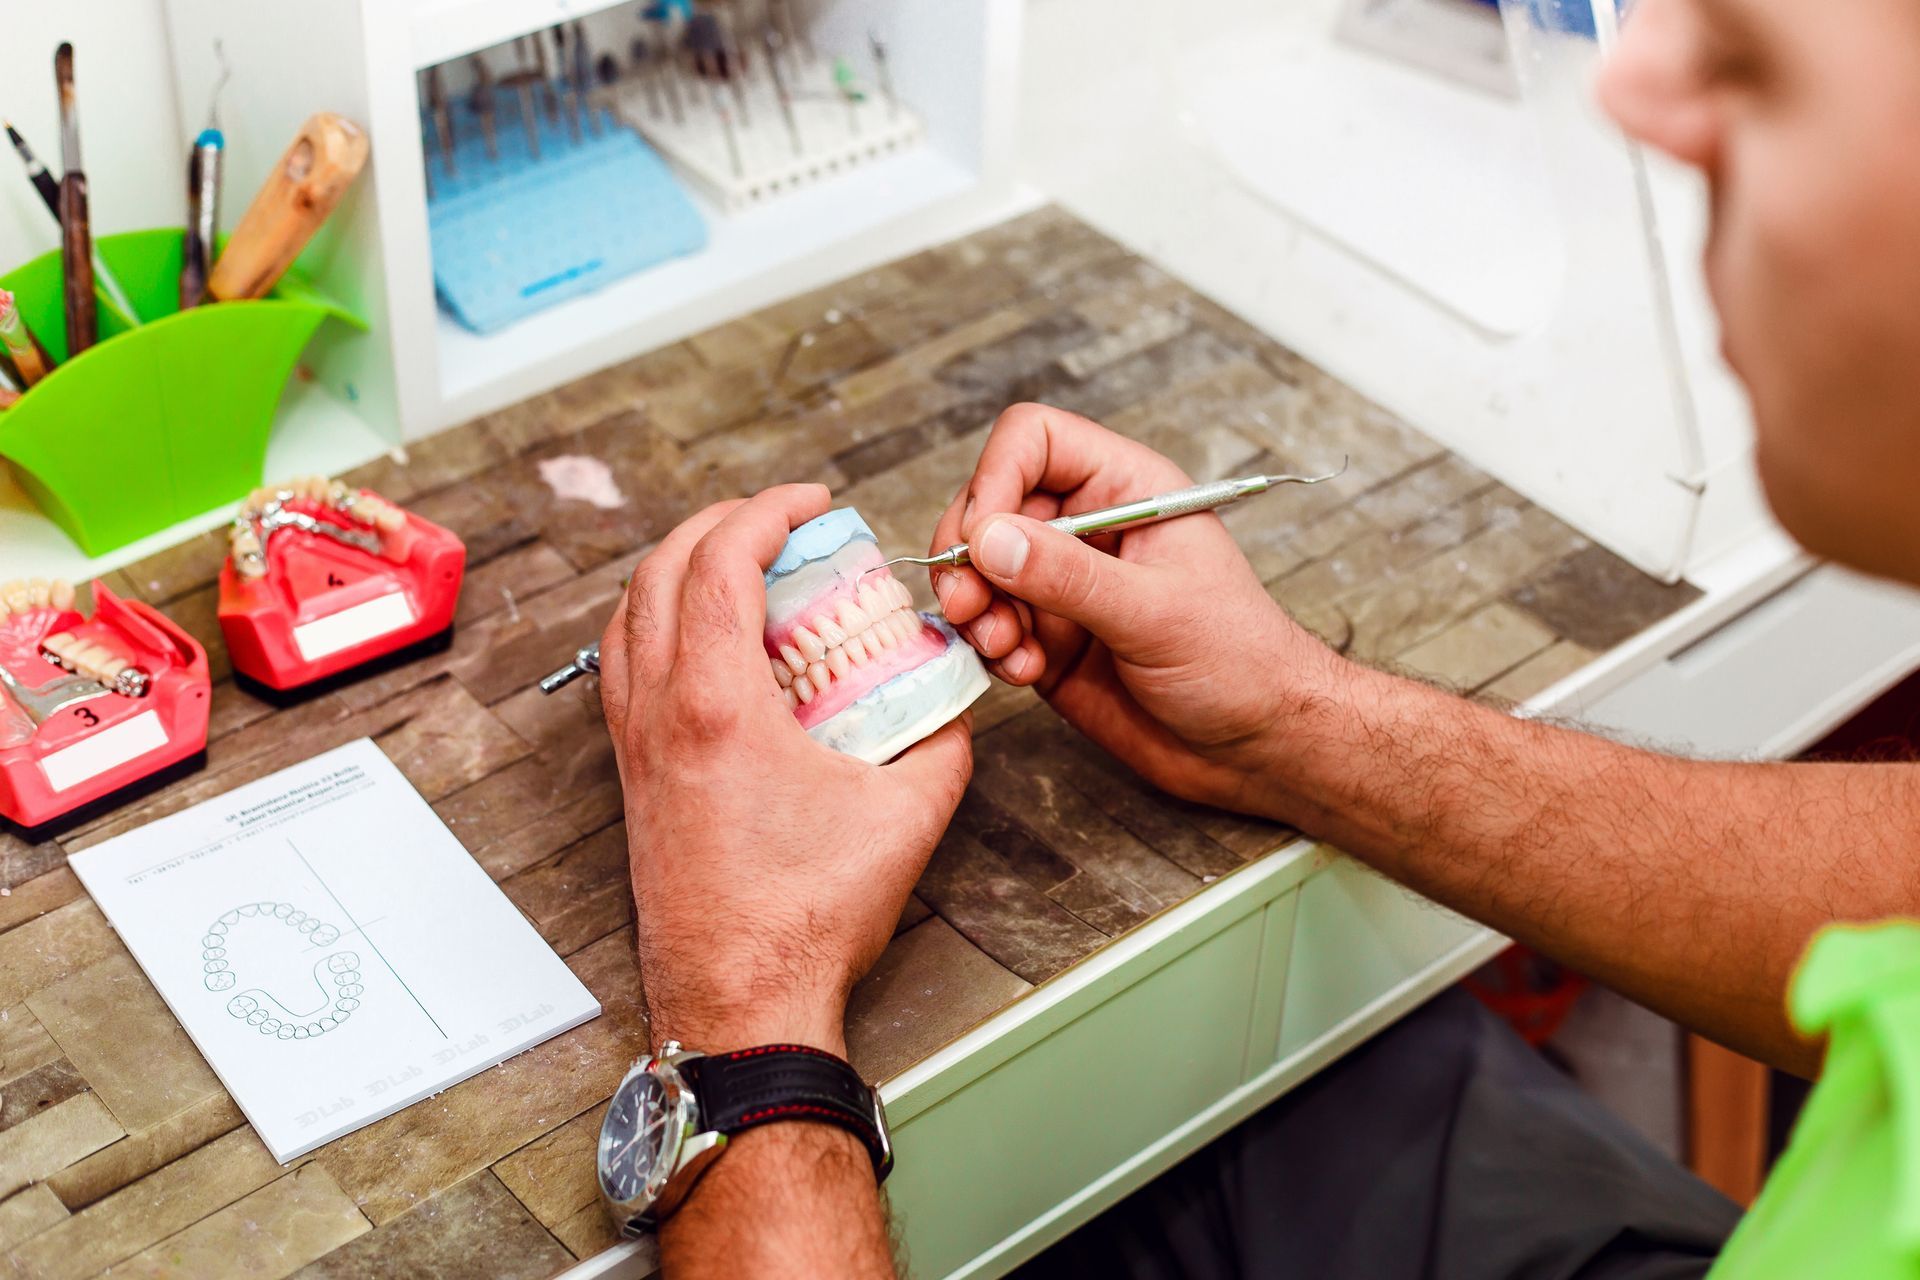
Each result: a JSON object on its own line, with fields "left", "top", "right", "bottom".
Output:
{"left": 535, "top": 460, "right": 1347, "bottom": 695}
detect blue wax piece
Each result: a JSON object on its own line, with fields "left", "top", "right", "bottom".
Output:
{"left": 765, "top": 509, "right": 877, "bottom": 585}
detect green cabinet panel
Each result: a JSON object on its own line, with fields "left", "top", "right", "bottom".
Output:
{"left": 1277, "top": 857, "right": 1484, "bottom": 1059}
{"left": 888, "top": 907, "right": 1271, "bottom": 1278}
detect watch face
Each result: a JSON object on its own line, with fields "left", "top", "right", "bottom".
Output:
{"left": 599, "top": 1066, "right": 675, "bottom": 1208}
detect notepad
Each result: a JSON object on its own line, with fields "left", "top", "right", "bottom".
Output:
{"left": 70, "top": 738, "right": 601, "bottom": 1162}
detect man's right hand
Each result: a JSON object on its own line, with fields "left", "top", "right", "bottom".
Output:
{"left": 931, "top": 403, "right": 1343, "bottom": 817}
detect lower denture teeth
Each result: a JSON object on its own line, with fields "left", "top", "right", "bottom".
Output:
{"left": 784, "top": 687, "right": 800, "bottom": 710}
{"left": 780, "top": 645, "right": 806, "bottom": 674}
{"left": 845, "top": 634, "right": 869, "bottom": 664}
{"left": 793, "top": 675, "right": 816, "bottom": 704}
{"left": 806, "top": 660, "right": 829, "bottom": 690}
{"left": 827, "top": 648, "right": 851, "bottom": 680}
{"left": 770, "top": 659, "right": 793, "bottom": 688}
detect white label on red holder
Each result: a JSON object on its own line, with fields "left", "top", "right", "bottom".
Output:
{"left": 292, "top": 592, "right": 417, "bottom": 662}
{"left": 40, "top": 709, "right": 169, "bottom": 793}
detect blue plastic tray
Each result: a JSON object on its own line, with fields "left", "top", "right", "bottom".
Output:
{"left": 427, "top": 85, "right": 707, "bottom": 334}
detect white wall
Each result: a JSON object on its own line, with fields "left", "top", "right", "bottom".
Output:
{"left": 0, "top": 1, "right": 188, "bottom": 274}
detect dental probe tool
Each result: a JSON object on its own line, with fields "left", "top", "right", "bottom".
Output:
{"left": 871, "top": 460, "right": 1349, "bottom": 573}
{"left": 535, "top": 461, "right": 1349, "bottom": 696}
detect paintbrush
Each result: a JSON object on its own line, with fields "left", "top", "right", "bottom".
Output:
{"left": 180, "top": 127, "right": 223, "bottom": 309}
{"left": 181, "top": 45, "right": 230, "bottom": 309}
{"left": 53, "top": 44, "right": 96, "bottom": 355}
{"left": 0, "top": 289, "right": 53, "bottom": 385}
{"left": 208, "top": 113, "right": 369, "bottom": 301}
{"left": 3, "top": 119, "right": 139, "bottom": 325}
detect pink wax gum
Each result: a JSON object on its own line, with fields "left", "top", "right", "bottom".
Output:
{"left": 791, "top": 620, "right": 945, "bottom": 730}
{"left": 762, "top": 541, "right": 887, "bottom": 655}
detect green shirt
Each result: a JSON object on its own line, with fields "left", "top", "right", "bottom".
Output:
{"left": 1709, "top": 921, "right": 1920, "bottom": 1278}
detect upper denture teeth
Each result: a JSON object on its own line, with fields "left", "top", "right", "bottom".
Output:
{"left": 780, "top": 644, "right": 806, "bottom": 675}
{"left": 844, "top": 634, "right": 869, "bottom": 664}
{"left": 806, "top": 660, "right": 829, "bottom": 691}
{"left": 857, "top": 583, "right": 887, "bottom": 618}
{"left": 872, "top": 618, "right": 898, "bottom": 649}
{"left": 814, "top": 615, "right": 848, "bottom": 648}
{"left": 770, "top": 658, "right": 793, "bottom": 688}
{"left": 836, "top": 599, "right": 868, "bottom": 635}
{"left": 891, "top": 579, "right": 914, "bottom": 609}
{"left": 49, "top": 580, "right": 75, "bottom": 610}
{"left": 793, "top": 626, "right": 825, "bottom": 663}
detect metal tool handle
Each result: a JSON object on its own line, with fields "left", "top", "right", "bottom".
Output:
{"left": 1044, "top": 477, "right": 1249, "bottom": 540}
{"left": 539, "top": 642, "right": 601, "bottom": 694}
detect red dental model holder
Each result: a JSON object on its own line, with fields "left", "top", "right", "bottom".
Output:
{"left": 217, "top": 491, "right": 465, "bottom": 694}
{"left": 0, "top": 582, "right": 211, "bottom": 831}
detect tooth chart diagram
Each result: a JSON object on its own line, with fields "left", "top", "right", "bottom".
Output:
{"left": 202, "top": 900, "right": 364, "bottom": 1040}
{"left": 71, "top": 737, "right": 600, "bottom": 1163}
{"left": 196, "top": 838, "right": 447, "bottom": 1044}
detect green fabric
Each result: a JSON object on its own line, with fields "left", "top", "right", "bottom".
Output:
{"left": 1709, "top": 921, "right": 1920, "bottom": 1278}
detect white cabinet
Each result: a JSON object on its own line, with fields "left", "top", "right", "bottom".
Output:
{"left": 161, "top": 0, "right": 1023, "bottom": 446}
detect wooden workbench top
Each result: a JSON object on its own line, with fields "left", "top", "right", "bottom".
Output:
{"left": 0, "top": 207, "right": 1697, "bottom": 1277}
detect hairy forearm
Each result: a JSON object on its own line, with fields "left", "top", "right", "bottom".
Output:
{"left": 648, "top": 1002, "right": 894, "bottom": 1280}
{"left": 660, "top": 1121, "right": 895, "bottom": 1280}
{"left": 1260, "top": 662, "right": 1920, "bottom": 1076}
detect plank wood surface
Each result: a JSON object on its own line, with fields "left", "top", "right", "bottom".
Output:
{"left": 0, "top": 208, "right": 1698, "bottom": 1276}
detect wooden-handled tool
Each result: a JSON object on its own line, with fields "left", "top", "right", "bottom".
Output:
{"left": 207, "top": 112, "right": 369, "bottom": 302}
{"left": 54, "top": 43, "right": 96, "bottom": 355}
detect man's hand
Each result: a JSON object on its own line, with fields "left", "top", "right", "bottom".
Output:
{"left": 599, "top": 484, "right": 973, "bottom": 1056}
{"left": 936, "top": 404, "right": 1920, "bottom": 1080}
{"left": 931, "top": 403, "right": 1331, "bottom": 816}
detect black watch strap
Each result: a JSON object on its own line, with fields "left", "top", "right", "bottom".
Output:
{"left": 682, "top": 1044, "right": 892, "bottom": 1181}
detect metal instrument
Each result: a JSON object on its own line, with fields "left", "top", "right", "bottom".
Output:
{"left": 0, "top": 661, "right": 111, "bottom": 726}
{"left": 229, "top": 501, "right": 384, "bottom": 581}
{"left": 540, "top": 643, "right": 601, "bottom": 695}
{"left": 873, "top": 460, "right": 1348, "bottom": 573}
{"left": 536, "top": 459, "right": 1347, "bottom": 695}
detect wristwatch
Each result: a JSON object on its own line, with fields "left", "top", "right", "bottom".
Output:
{"left": 597, "top": 1039, "right": 893, "bottom": 1235}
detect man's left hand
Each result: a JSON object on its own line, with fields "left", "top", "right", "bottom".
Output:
{"left": 599, "top": 484, "right": 974, "bottom": 1057}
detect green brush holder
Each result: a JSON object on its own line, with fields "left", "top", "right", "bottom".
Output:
{"left": 0, "top": 228, "right": 364, "bottom": 557}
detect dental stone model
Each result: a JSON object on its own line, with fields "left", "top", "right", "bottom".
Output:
{"left": 765, "top": 509, "right": 988, "bottom": 764}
